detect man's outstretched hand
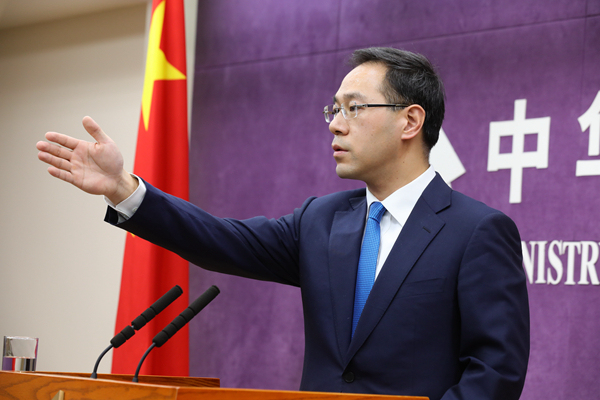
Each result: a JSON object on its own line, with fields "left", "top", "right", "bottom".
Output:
{"left": 36, "top": 116, "right": 138, "bottom": 205}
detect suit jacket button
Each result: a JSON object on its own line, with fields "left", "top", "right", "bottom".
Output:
{"left": 343, "top": 371, "right": 355, "bottom": 383}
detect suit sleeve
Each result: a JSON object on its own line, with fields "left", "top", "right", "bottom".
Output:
{"left": 105, "top": 181, "right": 314, "bottom": 287}
{"left": 442, "top": 212, "right": 530, "bottom": 400}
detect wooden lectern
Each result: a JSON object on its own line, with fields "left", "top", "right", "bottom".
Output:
{"left": 0, "top": 371, "right": 429, "bottom": 400}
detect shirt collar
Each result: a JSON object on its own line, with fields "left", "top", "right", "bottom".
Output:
{"left": 365, "top": 166, "right": 436, "bottom": 227}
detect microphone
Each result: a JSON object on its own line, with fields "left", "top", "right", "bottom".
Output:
{"left": 109, "top": 284, "right": 184, "bottom": 348}
{"left": 132, "top": 285, "right": 220, "bottom": 382}
{"left": 90, "top": 284, "right": 183, "bottom": 378}
{"left": 131, "top": 285, "right": 184, "bottom": 330}
{"left": 153, "top": 285, "right": 220, "bottom": 347}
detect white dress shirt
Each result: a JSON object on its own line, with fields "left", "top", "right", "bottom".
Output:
{"left": 365, "top": 166, "right": 436, "bottom": 278}
{"left": 105, "top": 175, "right": 147, "bottom": 222}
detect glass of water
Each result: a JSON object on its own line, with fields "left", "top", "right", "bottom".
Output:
{"left": 2, "top": 336, "right": 38, "bottom": 371}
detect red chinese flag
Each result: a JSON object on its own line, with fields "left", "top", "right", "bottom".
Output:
{"left": 112, "top": 0, "right": 189, "bottom": 376}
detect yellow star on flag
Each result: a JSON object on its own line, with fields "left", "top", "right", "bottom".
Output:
{"left": 141, "top": 0, "right": 186, "bottom": 130}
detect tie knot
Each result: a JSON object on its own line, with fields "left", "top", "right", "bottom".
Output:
{"left": 368, "top": 202, "right": 386, "bottom": 223}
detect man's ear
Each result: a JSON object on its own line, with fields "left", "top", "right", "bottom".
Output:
{"left": 401, "top": 104, "right": 426, "bottom": 140}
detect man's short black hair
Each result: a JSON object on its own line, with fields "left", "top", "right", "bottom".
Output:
{"left": 350, "top": 47, "right": 445, "bottom": 152}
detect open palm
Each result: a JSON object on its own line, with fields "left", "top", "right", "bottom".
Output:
{"left": 37, "top": 116, "right": 135, "bottom": 203}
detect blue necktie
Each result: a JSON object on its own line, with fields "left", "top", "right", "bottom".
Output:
{"left": 352, "top": 201, "right": 386, "bottom": 338}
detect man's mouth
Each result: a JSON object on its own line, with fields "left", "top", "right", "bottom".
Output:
{"left": 332, "top": 143, "right": 347, "bottom": 154}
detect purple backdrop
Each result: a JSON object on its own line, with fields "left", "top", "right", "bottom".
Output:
{"left": 188, "top": 1, "right": 600, "bottom": 398}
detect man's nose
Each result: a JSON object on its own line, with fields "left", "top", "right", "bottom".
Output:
{"left": 329, "top": 113, "right": 348, "bottom": 136}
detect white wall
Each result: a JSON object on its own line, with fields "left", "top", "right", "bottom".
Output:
{"left": 0, "top": 1, "right": 197, "bottom": 374}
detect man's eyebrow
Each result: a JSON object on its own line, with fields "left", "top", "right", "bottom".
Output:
{"left": 333, "top": 92, "right": 367, "bottom": 104}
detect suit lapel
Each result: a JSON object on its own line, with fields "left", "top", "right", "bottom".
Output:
{"left": 328, "top": 194, "right": 366, "bottom": 359}
{"left": 344, "top": 174, "right": 452, "bottom": 363}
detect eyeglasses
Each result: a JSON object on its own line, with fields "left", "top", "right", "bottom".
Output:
{"left": 323, "top": 102, "right": 410, "bottom": 123}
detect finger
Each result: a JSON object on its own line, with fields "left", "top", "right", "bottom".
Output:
{"left": 44, "top": 131, "right": 82, "bottom": 151}
{"left": 82, "top": 116, "right": 113, "bottom": 145}
{"left": 36, "top": 140, "right": 72, "bottom": 161}
{"left": 38, "top": 150, "right": 72, "bottom": 173}
{"left": 36, "top": 140, "right": 48, "bottom": 152}
{"left": 47, "top": 165, "right": 74, "bottom": 185}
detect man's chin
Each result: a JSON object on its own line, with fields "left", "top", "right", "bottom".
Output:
{"left": 335, "top": 166, "right": 358, "bottom": 180}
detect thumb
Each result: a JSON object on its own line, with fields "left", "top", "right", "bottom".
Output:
{"left": 82, "top": 116, "right": 113, "bottom": 144}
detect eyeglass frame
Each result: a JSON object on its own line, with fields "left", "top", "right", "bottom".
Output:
{"left": 323, "top": 103, "right": 410, "bottom": 123}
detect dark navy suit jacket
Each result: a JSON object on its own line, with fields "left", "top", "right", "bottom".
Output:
{"left": 106, "top": 174, "right": 530, "bottom": 400}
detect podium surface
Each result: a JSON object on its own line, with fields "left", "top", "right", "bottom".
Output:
{"left": 0, "top": 371, "right": 428, "bottom": 400}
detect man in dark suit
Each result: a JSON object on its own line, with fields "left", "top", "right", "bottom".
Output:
{"left": 37, "top": 47, "right": 529, "bottom": 400}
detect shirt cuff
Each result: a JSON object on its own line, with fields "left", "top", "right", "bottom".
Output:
{"left": 104, "top": 175, "right": 147, "bottom": 221}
